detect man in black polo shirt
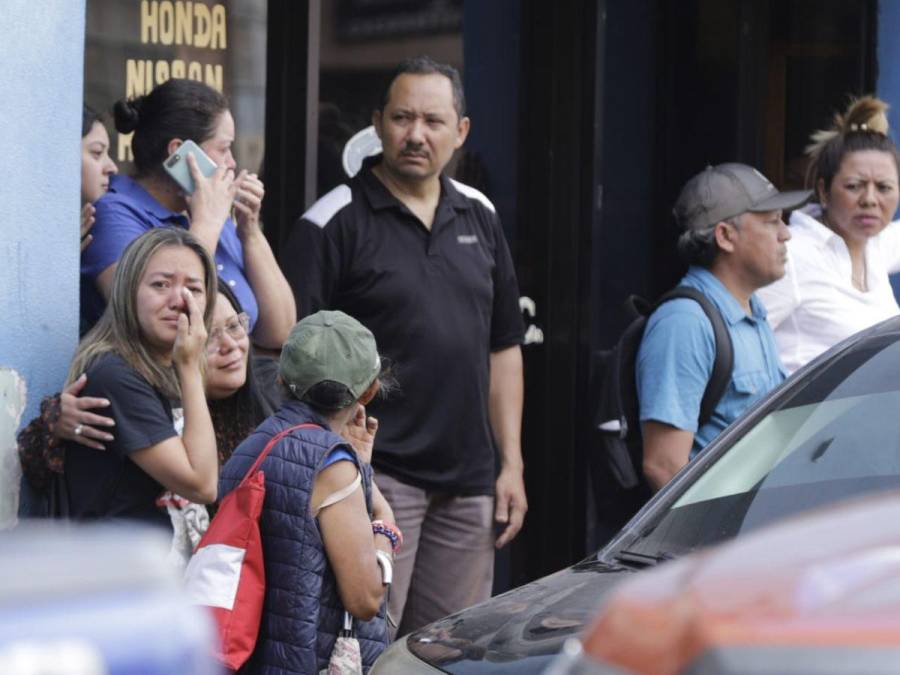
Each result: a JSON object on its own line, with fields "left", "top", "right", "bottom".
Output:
{"left": 281, "top": 56, "right": 527, "bottom": 635}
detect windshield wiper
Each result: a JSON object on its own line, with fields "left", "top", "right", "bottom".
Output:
{"left": 612, "top": 549, "right": 675, "bottom": 569}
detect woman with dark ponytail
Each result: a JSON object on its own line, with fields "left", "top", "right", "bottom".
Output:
{"left": 81, "top": 79, "right": 295, "bottom": 350}
{"left": 759, "top": 97, "right": 900, "bottom": 373}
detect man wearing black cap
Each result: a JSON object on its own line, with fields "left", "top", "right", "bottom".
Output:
{"left": 637, "top": 163, "right": 811, "bottom": 491}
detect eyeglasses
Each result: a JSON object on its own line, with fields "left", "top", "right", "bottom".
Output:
{"left": 207, "top": 312, "right": 250, "bottom": 352}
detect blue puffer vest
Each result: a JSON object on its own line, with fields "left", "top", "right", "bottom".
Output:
{"left": 219, "top": 400, "right": 388, "bottom": 674}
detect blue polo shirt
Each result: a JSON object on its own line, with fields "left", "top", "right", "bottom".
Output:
{"left": 636, "top": 266, "right": 786, "bottom": 457}
{"left": 80, "top": 174, "right": 258, "bottom": 331}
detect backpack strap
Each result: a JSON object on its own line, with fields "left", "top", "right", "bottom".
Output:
{"left": 238, "top": 422, "right": 322, "bottom": 487}
{"left": 655, "top": 286, "right": 734, "bottom": 426}
{"left": 313, "top": 471, "right": 362, "bottom": 518}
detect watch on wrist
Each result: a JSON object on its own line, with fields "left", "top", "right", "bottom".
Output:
{"left": 374, "top": 549, "right": 393, "bottom": 586}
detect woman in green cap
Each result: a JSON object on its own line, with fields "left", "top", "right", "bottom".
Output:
{"left": 217, "top": 310, "right": 398, "bottom": 674}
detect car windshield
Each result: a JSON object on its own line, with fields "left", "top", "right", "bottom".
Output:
{"left": 624, "top": 334, "right": 900, "bottom": 559}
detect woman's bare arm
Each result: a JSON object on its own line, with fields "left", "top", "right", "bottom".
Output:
{"left": 314, "top": 461, "right": 392, "bottom": 620}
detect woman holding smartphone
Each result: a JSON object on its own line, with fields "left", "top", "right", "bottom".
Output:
{"left": 63, "top": 228, "right": 219, "bottom": 526}
{"left": 81, "top": 78, "right": 295, "bottom": 349}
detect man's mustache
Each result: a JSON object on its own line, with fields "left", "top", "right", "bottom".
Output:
{"left": 400, "top": 144, "right": 428, "bottom": 157}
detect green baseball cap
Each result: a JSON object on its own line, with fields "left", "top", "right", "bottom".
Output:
{"left": 279, "top": 310, "right": 381, "bottom": 407}
{"left": 674, "top": 163, "right": 811, "bottom": 232}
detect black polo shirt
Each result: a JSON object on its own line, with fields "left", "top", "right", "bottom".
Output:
{"left": 282, "top": 156, "right": 524, "bottom": 494}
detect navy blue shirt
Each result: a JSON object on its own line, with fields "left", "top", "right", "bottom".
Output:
{"left": 80, "top": 174, "right": 257, "bottom": 331}
{"left": 637, "top": 266, "right": 787, "bottom": 457}
{"left": 64, "top": 352, "right": 177, "bottom": 528}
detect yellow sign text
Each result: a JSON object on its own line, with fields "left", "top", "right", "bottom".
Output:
{"left": 140, "top": 0, "right": 227, "bottom": 49}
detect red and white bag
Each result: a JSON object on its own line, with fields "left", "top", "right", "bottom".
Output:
{"left": 184, "top": 423, "right": 318, "bottom": 670}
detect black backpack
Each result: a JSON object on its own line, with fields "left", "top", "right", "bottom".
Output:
{"left": 591, "top": 286, "right": 734, "bottom": 494}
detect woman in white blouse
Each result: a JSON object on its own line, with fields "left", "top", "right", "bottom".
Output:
{"left": 759, "top": 96, "right": 900, "bottom": 373}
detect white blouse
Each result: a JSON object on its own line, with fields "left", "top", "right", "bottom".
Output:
{"left": 757, "top": 205, "right": 900, "bottom": 373}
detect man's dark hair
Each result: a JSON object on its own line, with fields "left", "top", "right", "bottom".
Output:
{"left": 676, "top": 226, "right": 719, "bottom": 268}
{"left": 382, "top": 55, "right": 466, "bottom": 119}
{"left": 676, "top": 215, "right": 743, "bottom": 268}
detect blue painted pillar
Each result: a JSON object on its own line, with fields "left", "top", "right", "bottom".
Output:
{"left": 877, "top": 1, "right": 900, "bottom": 136}
{"left": 0, "top": 1, "right": 85, "bottom": 522}
{"left": 876, "top": 1, "right": 900, "bottom": 298}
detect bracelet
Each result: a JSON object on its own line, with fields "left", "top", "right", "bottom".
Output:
{"left": 371, "top": 519, "right": 403, "bottom": 553}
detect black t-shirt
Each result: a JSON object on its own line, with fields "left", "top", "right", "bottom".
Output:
{"left": 282, "top": 157, "right": 525, "bottom": 494}
{"left": 64, "top": 352, "right": 178, "bottom": 528}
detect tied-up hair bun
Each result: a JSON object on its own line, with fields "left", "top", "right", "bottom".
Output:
{"left": 112, "top": 96, "right": 145, "bottom": 134}
{"left": 805, "top": 96, "right": 890, "bottom": 158}
{"left": 803, "top": 95, "right": 897, "bottom": 192}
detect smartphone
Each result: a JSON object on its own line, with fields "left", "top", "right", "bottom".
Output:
{"left": 162, "top": 139, "right": 217, "bottom": 194}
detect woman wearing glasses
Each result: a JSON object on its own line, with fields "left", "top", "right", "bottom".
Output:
{"left": 204, "top": 283, "right": 275, "bottom": 462}
{"left": 18, "top": 278, "right": 274, "bottom": 518}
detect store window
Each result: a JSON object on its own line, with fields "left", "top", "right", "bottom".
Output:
{"left": 316, "top": 0, "right": 463, "bottom": 197}
{"left": 315, "top": 1, "right": 521, "bottom": 241}
{"left": 765, "top": 0, "right": 874, "bottom": 189}
{"left": 84, "top": 0, "right": 267, "bottom": 175}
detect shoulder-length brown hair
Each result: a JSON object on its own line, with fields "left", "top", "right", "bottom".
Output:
{"left": 69, "top": 228, "right": 217, "bottom": 399}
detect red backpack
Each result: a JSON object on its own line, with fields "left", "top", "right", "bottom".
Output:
{"left": 183, "top": 423, "right": 320, "bottom": 670}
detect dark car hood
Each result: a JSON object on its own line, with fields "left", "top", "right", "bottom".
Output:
{"left": 404, "top": 557, "right": 632, "bottom": 674}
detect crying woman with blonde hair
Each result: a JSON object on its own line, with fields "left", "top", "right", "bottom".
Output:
{"left": 758, "top": 96, "right": 900, "bottom": 373}
{"left": 63, "top": 228, "right": 220, "bottom": 530}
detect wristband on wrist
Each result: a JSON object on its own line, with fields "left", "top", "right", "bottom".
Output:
{"left": 371, "top": 519, "right": 403, "bottom": 553}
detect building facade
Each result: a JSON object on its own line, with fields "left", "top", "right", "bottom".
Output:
{"left": 4, "top": 0, "right": 899, "bottom": 588}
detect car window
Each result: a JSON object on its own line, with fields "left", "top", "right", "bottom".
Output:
{"left": 626, "top": 337, "right": 900, "bottom": 558}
